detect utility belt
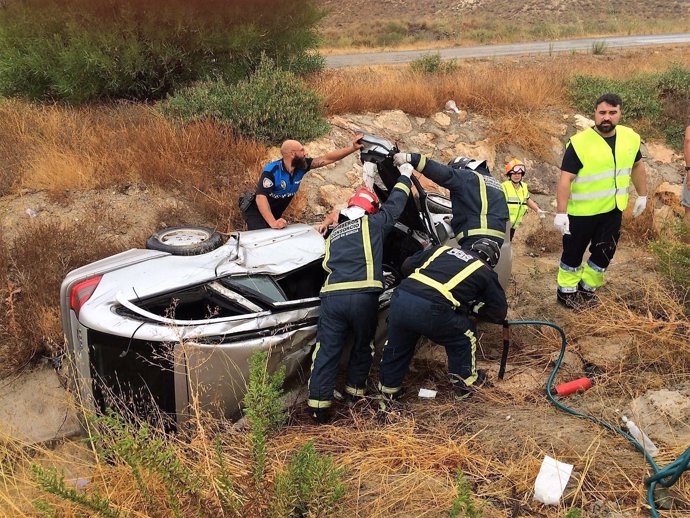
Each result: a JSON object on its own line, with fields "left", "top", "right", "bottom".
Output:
{"left": 238, "top": 191, "right": 256, "bottom": 212}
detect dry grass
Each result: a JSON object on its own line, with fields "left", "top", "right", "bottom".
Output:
{"left": 0, "top": 100, "right": 267, "bottom": 226}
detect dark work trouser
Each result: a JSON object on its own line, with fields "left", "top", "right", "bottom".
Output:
{"left": 378, "top": 289, "right": 478, "bottom": 396}
{"left": 308, "top": 292, "right": 379, "bottom": 409}
{"left": 242, "top": 202, "right": 270, "bottom": 230}
{"left": 557, "top": 208, "right": 622, "bottom": 293}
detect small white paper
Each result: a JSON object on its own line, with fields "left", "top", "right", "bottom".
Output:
{"left": 418, "top": 388, "right": 437, "bottom": 399}
{"left": 533, "top": 455, "right": 573, "bottom": 505}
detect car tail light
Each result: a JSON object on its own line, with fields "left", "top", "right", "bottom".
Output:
{"left": 70, "top": 275, "right": 102, "bottom": 318}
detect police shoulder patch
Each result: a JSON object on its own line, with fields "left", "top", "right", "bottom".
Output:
{"left": 280, "top": 180, "right": 287, "bottom": 189}
{"left": 262, "top": 177, "right": 274, "bottom": 189}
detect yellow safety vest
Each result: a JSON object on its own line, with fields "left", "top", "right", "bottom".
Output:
{"left": 502, "top": 180, "right": 529, "bottom": 229}
{"left": 568, "top": 126, "right": 640, "bottom": 216}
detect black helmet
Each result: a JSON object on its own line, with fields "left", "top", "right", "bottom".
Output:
{"left": 469, "top": 238, "right": 500, "bottom": 268}
{"left": 448, "top": 156, "right": 490, "bottom": 175}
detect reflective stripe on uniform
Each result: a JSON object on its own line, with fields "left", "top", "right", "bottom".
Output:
{"left": 457, "top": 228, "right": 506, "bottom": 240}
{"left": 345, "top": 386, "right": 366, "bottom": 396}
{"left": 570, "top": 186, "right": 630, "bottom": 200}
{"left": 473, "top": 171, "right": 489, "bottom": 231}
{"left": 394, "top": 181, "right": 410, "bottom": 196}
{"left": 409, "top": 258, "right": 484, "bottom": 307}
{"left": 307, "top": 399, "right": 332, "bottom": 409}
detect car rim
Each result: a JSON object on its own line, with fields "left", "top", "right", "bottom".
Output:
{"left": 159, "top": 228, "right": 212, "bottom": 246}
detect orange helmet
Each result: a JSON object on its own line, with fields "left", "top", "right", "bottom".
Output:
{"left": 347, "top": 187, "right": 380, "bottom": 214}
{"left": 505, "top": 158, "right": 526, "bottom": 176}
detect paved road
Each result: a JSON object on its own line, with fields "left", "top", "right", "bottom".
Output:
{"left": 325, "top": 33, "right": 690, "bottom": 68}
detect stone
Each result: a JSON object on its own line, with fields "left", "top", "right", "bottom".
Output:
{"left": 457, "top": 110, "right": 468, "bottom": 122}
{"left": 446, "top": 134, "right": 459, "bottom": 143}
{"left": 645, "top": 142, "right": 678, "bottom": 164}
{"left": 431, "top": 112, "right": 451, "bottom": 127}
{"left": 574, "top": 114, "right": 594, "bottom": 131}
{"left": 577, "top": 334, "right": 632, "bottom": 371}
{"left": 630, "top": 383, "right": 690, "bottom": 448}
{"left": 452, "top": 139, "right": 497, "bottom": 171}
{"left": 318, "top": 184, "right": 352, "bottom": 208}
{"left": 0, "top": 366, "right": 81, "bottom": 443}
{"left": 409, "top": 132, "right": 438, "bottom": 149}
{"left": 373, "top": 110, "right": 412, "bottom": 134}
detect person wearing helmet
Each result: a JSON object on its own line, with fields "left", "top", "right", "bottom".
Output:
{"left": 307, "top": 163, "right": 415, "bottom": 423}
{"left": 393, "top": 152, "right": 509, "bottom": 247}
{"left": 501, "top": 158, "right": 546, "bottom": 240}
{"left": 378, "top": 237, "right": 507, "bottom": 401}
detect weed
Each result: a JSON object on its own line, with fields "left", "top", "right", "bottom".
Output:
{"left": 213, "top": 435, "right": 242, "bottom": 513}
{"left": 244, "top": 350, "right": 287, "bottom": 485}
{"left": 649, "top": 238, "right": 690, "bottom": 310}
{"left": 91, "top": 409, "right": 201, "bottom": 517}
{"left": 449, "top": 469, "right": 482, "bottom": 518}
{"left": 564, "top": 508, "right": 582, "bottom": 518}
{"left": 161, "top": 57, "right": 330, "bottom": 145}
{"left": 271, "top": 441, "right": 346, "bottom": 518}
{"left": 30, "top": 465, "right": 121, "bottom": 518}
{"left": 591, "top": 40, "right": 608, "bottom": 55}
{"left": 409, "top": 53, "right": 457, "bottom": 75}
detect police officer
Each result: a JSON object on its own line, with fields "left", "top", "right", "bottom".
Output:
{"left": 378, "top": 238, "right": 508, "bottom": 400}
{"left": 393, "top": 153, "right": 509, "bottom": 247}
{"left": 242, "top": 134, "right": 364, "bottom": 230}
{"left": 307, "top": 164, "right": 414, "bottom": 423}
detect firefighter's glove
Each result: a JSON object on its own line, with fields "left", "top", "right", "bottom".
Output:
{"left": 397, "top": 163, "right": 414, "bottom": 178}
{"left": 537, "top": 209, "right": 546, "bottom": 219}
{"left": 553, "top": 213, "right": 570, "bottom": 235}
{"left": 632, "top": 195, "right": 647, "bottom": 218}
{"left": 393, "top": 153, "right": 412, "bottom": 167}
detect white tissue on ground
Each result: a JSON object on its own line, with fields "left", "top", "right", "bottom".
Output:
{"left": 533, "top": 455, "right": 573, "bottom": 505}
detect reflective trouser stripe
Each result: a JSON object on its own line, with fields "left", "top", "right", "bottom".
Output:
{"left": 307, "top": 341, "right": 321, "bottom": 394}
{"left": 307, "top": 399, "right": 332, "bottom": 409}
{"left": 581, "top": 260, "right": 606, "bottom": 289}
{"left": 378, "top": 382, "right": 402, "bottom": 395}
{"left": 345, "top": 386, "right": 366, "bottom": 396}
{"left": 557, "top": 262, "right": 582, "bottom": 290}
{"left": 463, "top": 329, "right": 477, "bottom": 385}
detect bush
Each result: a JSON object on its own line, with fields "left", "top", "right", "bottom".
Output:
{"left": 649, "top": 238, "right": 690, "bottom": 311}
{"left": 0, "top": 0, "right": 325, "bottom": 103}
{"left": 160, "top": 58, "right": 330, "bottom": 145}
{"left": 271, "top": 441, "right": 346, "bottom": 518}
{"left": 569, "top": 64, "right": 690, "bottom": 150}
{"left": 409, "top": 53, "right": 458, "bottom": 75}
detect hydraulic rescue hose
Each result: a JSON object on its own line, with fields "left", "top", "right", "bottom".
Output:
{"left": 505, "top": 319, "right": 690, "bottom": 517}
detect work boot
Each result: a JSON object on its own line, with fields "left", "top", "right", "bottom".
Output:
{"left": 556, "top": 289, "right": 580, "bottom": 310}
{"left": 577, "top": 284, "right": 598, "bottom": 307}
{"left": 453, "top": 369, "right": 489, "bottom": 400}
{"left": 307, "top": 406, "right": 332, "bottom": 424}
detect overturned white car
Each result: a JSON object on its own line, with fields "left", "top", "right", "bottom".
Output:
{"left": 60, "top": 134, "right": 511, "bottom": 426}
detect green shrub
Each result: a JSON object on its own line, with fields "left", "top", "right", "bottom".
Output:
{"left": 244, "top": 350, "right": 287, "bottom": 485}
{"left": 591, "top": 40, "right": 608, "bottom": 55}
{"left": 409, "top": 53, "right": 458, "bottom": 75}
{"left": 375, "top": 21, "right": 408, "bottom": 47}
{"left": 160, "top": 58, "right": 330, "bottom": 145}
{"left": 569, "top": 64, "right": 690, "bottom": 150}
{"left": 449, "top": 469, "right": 482, "bottom": 518}
{"left": 271, "top": 441, "right": 346, "bottom": 518}
{"left": 0, "top": 0, "right": 324, "bottom": 103}
{"left": 649, "top": 237, "right": 690, "bottom": 310}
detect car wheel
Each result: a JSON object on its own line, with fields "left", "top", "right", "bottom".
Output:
{"left": 426, "top": 193, "right": 453, "bottom": 214}
{"left": 145, "top": 226, "right": 224, "bottom": 256}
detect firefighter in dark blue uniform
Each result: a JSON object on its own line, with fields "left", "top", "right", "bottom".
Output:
{"left": 378, "top": 238, "right": 508, "bottom": 399}
{"left": 307, "top": 164, "right": 414, "bottom": 422}
{"left": 393, "top": 153, "right": 509, "bottom": 247}
{"left": 241, "top": 135, "right": 363, "bottom": 230}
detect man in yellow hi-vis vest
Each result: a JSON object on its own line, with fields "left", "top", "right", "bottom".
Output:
{"left": 554, "top": 93, "right": 648, "bottom": 308}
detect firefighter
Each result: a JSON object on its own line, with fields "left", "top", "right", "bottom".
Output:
{"left": 307, "top": 163, "right": 414, "bottom": 423}
{"left": 378, "top": 238, "right": 508, "bottom": 400}
{"left": 501, "top": 158, "right": 546, "bottom": 240}
{"left": 393, "top": 153, "right": 509, "bottom": 246}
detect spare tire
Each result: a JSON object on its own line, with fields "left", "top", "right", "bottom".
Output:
{"left": 145, "top": 226, "right": 224, "bottom": 256}
{"left": 426, "top": 193, "right": 452, "bottom": 214}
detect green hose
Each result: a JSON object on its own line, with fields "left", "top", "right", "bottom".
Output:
{"left": 505, "top": 319, "right": 690, "bottom": 517}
